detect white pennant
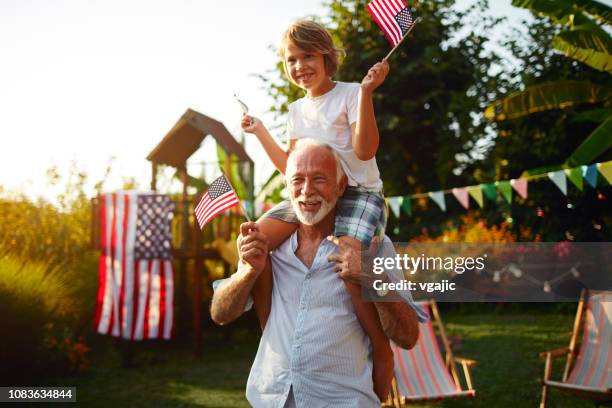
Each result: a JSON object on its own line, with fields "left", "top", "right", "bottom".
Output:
{"left": 548, "top": 170, "right": 567, "bottom": 195}
{"left": 388, "top": 197, "right": 401, "bottom": 218}
{"left": 428, "top": 191, "right": 446, "bottom": 212}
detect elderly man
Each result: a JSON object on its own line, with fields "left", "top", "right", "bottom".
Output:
{"left": 211, "top": 139, "right": 424, "bottom": 407}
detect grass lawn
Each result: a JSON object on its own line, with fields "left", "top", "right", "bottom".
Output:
{"left": 50, "top": 309, "right": 596, "bottom": 408}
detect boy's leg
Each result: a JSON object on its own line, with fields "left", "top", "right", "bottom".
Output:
{"left": 250, "top": 217, "right": 299, "bottom": 330}
{"left": 339, "top": 235, "right": 394, "bottom": 401}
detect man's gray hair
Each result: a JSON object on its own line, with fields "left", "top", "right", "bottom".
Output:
{"left": 286, "top": 138, "right": 345, "bottom": 183}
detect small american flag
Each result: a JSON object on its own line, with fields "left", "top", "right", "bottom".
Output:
{"left": 194, "top": 174, "right": 240, "bottom": 230}
{"left": 367, "top": 0, "right": 414, "bottom": 47}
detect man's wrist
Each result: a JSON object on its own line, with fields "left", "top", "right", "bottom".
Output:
{"left": 237, "top": 261, "right": 261, "bottom": 279}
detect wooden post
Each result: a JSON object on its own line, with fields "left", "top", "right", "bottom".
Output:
{"left": 151, "top": 162, "right": 158, "bottom": 191}
{"left": 193, "top": 216, "right": 202, "bottom": 356}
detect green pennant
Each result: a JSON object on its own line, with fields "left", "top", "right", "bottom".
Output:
{"left": 400, "top": 196, "right": 412, "bottom": 216}
{"left": 482, "top": 183, "right": 497, "bottom": 201}
{"left": 497, "top": 181, "right": 512, "bottom": 203}
{"left": 565, "top": 167, "right": 583, "bottom": 191}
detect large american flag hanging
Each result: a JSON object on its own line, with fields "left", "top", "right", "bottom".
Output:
{"left": 95, "top": 192, "right": 175, "bottom": 340}
{"left": 194, "top": 174, "right": 240, "bottom": 230}
{"left": 367, "top": 0, "right": 414, "bottom": 47}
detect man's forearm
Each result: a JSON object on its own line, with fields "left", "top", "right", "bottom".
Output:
{"left": 374, "top": 301, "right": 419, "bottom": 349}
{"left": 210, "top": 263, "right": 260, "bottom": 325}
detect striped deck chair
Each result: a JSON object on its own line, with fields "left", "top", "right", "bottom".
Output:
{"left": 386, "top": 300, "right": 476, "bottom": 407}
{"left": 539, "top": 290, "right": 612, "bottom": 408}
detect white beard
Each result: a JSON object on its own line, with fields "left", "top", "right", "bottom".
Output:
{"left": 291, "top": 192, "right": 338, "bottom": 226}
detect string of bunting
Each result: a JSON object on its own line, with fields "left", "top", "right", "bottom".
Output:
{"left": 232, "top": 160, "right": 611, "bottom": 219}
{"left": 383, "top": 160, "right": 612, "bottom": 219}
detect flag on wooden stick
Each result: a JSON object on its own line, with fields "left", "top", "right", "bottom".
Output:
{"left": 367, "top": 0, "right": 414, "bottom": 47}
{"left": 194, "top": 174, "right": 240, "bottom": 230}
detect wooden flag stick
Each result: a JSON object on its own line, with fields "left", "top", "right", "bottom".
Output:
{"left": 239, "top": 200, "right": 252, "bottom": 222}
{"left": 384, "top": 18, "right": 421, "bottom": 61}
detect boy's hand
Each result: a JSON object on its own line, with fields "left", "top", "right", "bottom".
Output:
{"left": 361, "top": 59, "right": 390, "bottom": 94}
{"left": 241, "top": 114, "right": 263, "bottom": 134}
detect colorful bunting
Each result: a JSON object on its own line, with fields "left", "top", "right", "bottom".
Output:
{"left": 598, "top": 161, "right": 612, "bottom": 184}
{"left": 482, "top": 183, "right": 497, "bottom": 201}
{"left": 565, "top": 168, "right": 583, "bottom": 191}
{"left": 511, "top": 178, "right": 528, "bottom": 199}
{"left": 548, "top": 170, "right": 568, "bottom": 195}
{"left": 582, "top": 164, "right": 598, "bottom": 188}
{"left": 428, "top": 191, "right": 446, "bottom": 212}
{"left": 467, "top": 185, "right": 484, "bottom": 208}
{"left": 452, "top": 187, "right": 469, "bottom": 209}
{"left": 497, "top": 181, "right": 513, "bottom": 203}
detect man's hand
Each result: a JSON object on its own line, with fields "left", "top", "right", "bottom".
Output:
{"left": 238, "top": 222, "right": 268, "bottom": 274}
{"left": 327, "top": 235, "right": 381, "bottom": 285}
{"left": 361, "top": 59, "right": 390, "bottom": 94}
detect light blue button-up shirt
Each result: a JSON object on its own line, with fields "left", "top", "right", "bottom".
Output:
{"left": 222, "top": 232, "right": 427, "bottom": 408}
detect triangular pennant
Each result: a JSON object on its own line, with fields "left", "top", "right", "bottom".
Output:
{"left": 467, "top": 186, "right": 484, "bottom": 208}
{"left": 254, "top": 201, "right": 265, "bottom": 217}
{"left": 452, "top": 187, "right": 469, "bottom": 209}
{"left": 581, "top": 164, "right": 598, "bottom": 188}
{"left": 548, "top": 170, "right": 568, "bottom": 195}
{"left": 482, "top": 183, "right": 497, "bottom": 201}
{"left": 428, "top": 191, "right": 446, "bottom": 212}
{"left": 510, "top": 178, "right": 528, "bottom": 199}
{"left": 598, "top": 161, "right": 612, "bottom": 184}
{"left": 242, "top": 200, "right": 254, "bottom": 218}
{"left": 401, "top": 196, "right": 412, "bottom": 216}
{"left": 497, "top": 181, "right": 512, "bottom": 203}
{"left": 388, "top": 197, "right": 401, "bottom": 218}
{"left": 565, "top": 168, "right": 583, "bottom": 191}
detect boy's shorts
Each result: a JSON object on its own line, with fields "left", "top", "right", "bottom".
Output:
{"left": 260, "top": 186, "right": 387, "bottom": 246}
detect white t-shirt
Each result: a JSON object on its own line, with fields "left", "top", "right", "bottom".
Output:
{"left": 286, "top": 81, "right": 383, "bottom": 192}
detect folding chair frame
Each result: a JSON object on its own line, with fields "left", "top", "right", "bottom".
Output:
{"left": 386, "top": 299, "right": 476, "bottom": 407}
{"left": 539, "top": 289, "right": 612, "bottom": 408}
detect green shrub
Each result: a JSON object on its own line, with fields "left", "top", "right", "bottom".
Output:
{"left": 0, "top": 256, "right": 88, "bottom": 384}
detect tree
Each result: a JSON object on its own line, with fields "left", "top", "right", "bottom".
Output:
{"left": 485, "top": 0, "right": 612, "bottom": 170}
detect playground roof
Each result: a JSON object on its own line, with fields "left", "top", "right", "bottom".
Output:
{"left": 146, "top": 108, "right": 252, "bottom": 168}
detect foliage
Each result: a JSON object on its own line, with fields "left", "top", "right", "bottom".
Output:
{"left": 409, "top": 212, "right": 535, "bottom": 243}
{"left": 0, "top": 162, "right": 104, "bottom": 382}
{"left": 0, "top": 256, "right": 89, "bottom": 384}
{"left": 485, "top": 0, "right": 612, "bottom": 169}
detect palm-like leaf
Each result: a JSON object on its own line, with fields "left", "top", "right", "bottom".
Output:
{"left": 565, "top": 116, "right": 612, "bottom": 166}
{"left": 512, "top": 0, "right": 612, "bottom": 26}
{"left": 484, "top": 80, "right": 612, "bottom": 121}
{"left": 572, "top": 0, "right": 612, "bottom": 25}
{"left": 552, "top": 28, "right": 612, "bottom": 72}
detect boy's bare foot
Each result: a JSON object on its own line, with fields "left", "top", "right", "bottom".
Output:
{"left": 372, "top": 340, "right": 394, "bottom": 401}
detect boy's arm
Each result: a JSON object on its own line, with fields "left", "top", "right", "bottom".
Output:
{"left": 242, "top": 115, "right": 290, "bottom": 174}
{"left": 352, "top": 60, "right": 390, "bottom": 161}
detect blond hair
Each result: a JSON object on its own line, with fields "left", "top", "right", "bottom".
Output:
{"left": 279, "top": 20, "right": 345, "bottom": 77}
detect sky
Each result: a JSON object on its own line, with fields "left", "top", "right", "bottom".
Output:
{"left": 0, "top": 0, "right": 534, "bottom": 202}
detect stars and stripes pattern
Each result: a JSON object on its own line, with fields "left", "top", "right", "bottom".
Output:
{"left": 367, "top": 0, "right": 414, "bottom": 47}
{"left": 194, "top": 174, "right": 240, "bottom": 230}
{"left": 95, "top": 192, "right": 175, "bottom": 340}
